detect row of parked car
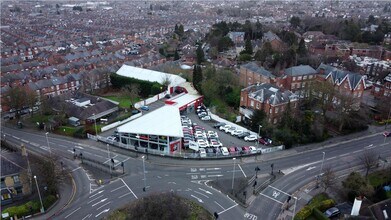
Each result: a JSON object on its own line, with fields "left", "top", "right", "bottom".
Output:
{"left": 196, "top": 105, "right": 211, "bottom": 121}
{"left": 213, "top": 122, "right": 272, "bottom": 145}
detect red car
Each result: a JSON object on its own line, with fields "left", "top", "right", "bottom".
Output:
{"left": 384, "top": 131, "right": 391, "bottom": 137}
{"left": 228, "top": 147, "right": 236, "bottom": 155}
{"left": 258, "top": 138, "right": 268, "bottom": 145}
{"left": 242, "top": 146, "right": 250, "bottom": 153}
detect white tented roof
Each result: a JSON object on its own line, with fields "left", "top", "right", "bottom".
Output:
{"left": 117, "top": 105, "right": 183, "bottom": 137}
{"left": 169, "top": 93, "right": 201, "bottom": 108}
{"left": 116, "top": 64, "right": 186, "bottom": 87}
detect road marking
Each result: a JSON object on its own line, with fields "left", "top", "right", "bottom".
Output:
{"left": 206, "top": 168, "right": 221, "bottom": 170}
{"left": 120, "top": 178, "right": 138, "bottom": 199}
{"left": 30, "top": 142, "right": 39, "bottom": 147}
{"left": 268, "top": 185, "right": 291, "bottom": 196}
{"left": 207, "top": 174, "right": 223, "bottom": 178}
{"left": 259, "top": 192, "right": 284, "bottom": 204}
{"left": 244, "top": 212, "right": 258, "bottom": 220}
{"left": 12, "top": 136, "right": 20, "bottom": 140}
{"left": 190, "top": 168, "right": 197, "bottom": 172}
{"left": 364, "top": 144, "right": 375, "bottom": 149}
{"left": 110, "top": 185, "right": 125, "bottom": 192}
{"left": 92, "top": 198, "right": 108, "bottom": 207}
{"left": 214, "top": 201, "right": 224, "bottom": 210}
{"left": 65, "top": 207, "right": 81, "bottom": 218}
{"left": 238, "top": 164, "right": 247, "bottom": 177}
{"left": 72, "top": 167, "right": 81, "bottom": 172}
{"left": 87, "top": 195, "right": 103, "bottom": 204}
{"left": 326, "top": 156, "right": 337, "bottom": 160}
{"left": 168, "top": 182, "right": 176, "bottom": 184}
{"left": 206, "top": 171, "right": 221, "bottom": 174}
{"left": 97, "top": 201, "right": 112, "bottom": 210}
{"left": 118, "top": 192, "right": 132, "bottom": 199}
{"left": 194, "top": 190, "right": 209, "bottom": 198}
{"left": 353, "top": 149, "right": 364, "bottom": 153}
{"left": 21, "top": 139, "right": 29, "bottom": 143}
{"left": 294, "top": 175, "right": 306, "bottom": 181}
{"left": 198, "top": 188, "right": 213, "bottom": 195}
{"left": 306, "top": 166, "right": 316, "bottom": 171}
{"left": 157, "top": 176, "right": 162, "bottom": 179}
{"left": 191, "top": 194, "right": 204, "bottom": 203}
{"left": 186, "top": 173, "right": 200, "bottom": 175}
{"left": 81, "top": 213, "right": 92, "bottom": 220}
{"left": 218, "top": 203, "right": 238, "bottom": 215}
{"left": 95, "top": 208, "right": 110, "bottom": 218}
{"left": 89, "top": 190, "right": 104, "bottom": 199}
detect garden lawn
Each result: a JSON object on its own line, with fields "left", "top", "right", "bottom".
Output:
{"left": 368, "top": 170, "right": 391, "bottom": 188}
{"left": 103, "top": 95, "right": 140, "bottom": 108}
{"left": 56, "top": 126, "right": 78, "bottom": 136}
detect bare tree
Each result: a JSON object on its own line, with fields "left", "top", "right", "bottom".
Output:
{"left": 334, "top": 93, "right": 360, "bottom": 132}
{"left": 121, "top": 84, "right": 140, "bottom": 109}
{"left": 320, "top": 166, "right": 336, "bottom": 192}
{"left": 161, "top": 73, "right": 172, "bottom": 89}
{"left": 359, "top": 150, "right": 378, "bottom": 178}
{"left": 3, "top": 87, "right": 38, "bottom": 120}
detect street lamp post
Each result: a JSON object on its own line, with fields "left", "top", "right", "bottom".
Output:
{"left": 92, "top": 113, "right": 98, "bottom": 139}
{"left": 257, "top": 125, "right": 262, "bottom": 147}
{"left": 292, "top": 196, "right": 298, "bottom": 220}
{"left": 33, "top": 176, "right": 45, "bottom": 213}
{"left": 231, "top": 158, "right": 236, "bottom": 194}
{"left": 320, "top": 152, "right": 326, "bottom": 176}
{"left": 107, "top": 144, "right": 112, "bottom": 177}
{"left": 255, "top": 166, "right": 260, "bottom": 178}
{"left": 142, "top": 156, "right": 146, "bottom": 192}
{"left": 45, "top": 132, "right": 51, "bottom": 157}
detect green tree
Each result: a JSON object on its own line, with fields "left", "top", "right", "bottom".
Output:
{"left": 342, "top": 172, "right": 374, "bottom": 201}
{"left": 217, "top": 36, "right": 234, "bottom": 52}
{"left": 290, "top": 16, "right": 301, "bottom": 28}
{"left": 254, "top": 42, "right": 273, "bottom": 62}
{"left": 174, "top": 50, "right": 180, "bottom": 61}
{"left": 244, "top": 38, "right": 253, "bottom": 54}
{"left": 238, "top": 53, "right": 252, "bottom": 62}
{"left": 297, "top": 38, "right": 307, "bottom": 57}
{"left": 250, "top": 110, "right": 267, "bottom": 132}
{"left": 196, "top": 44, "right": 205, "bottom": 64}
{"left": 192, "top": 65, "right": 203, "bottom": 92}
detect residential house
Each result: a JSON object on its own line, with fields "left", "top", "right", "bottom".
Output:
{"left": 239, "top": 62, "right": 276, "bottom": 87}
{"left": 372, "top": 73, "right": 391, "bottom": 98}
{"left": 276, "top": 65, "right": 318, "bottom": 94}
{"left": 240, "top": 83, "right": 299, "bottom": 125}
{"left": 228, "top": 32, "right": 245, "bottom": 44}
{"left": 262, "top": 31, "right": 286, "bottom": 52}
{"left": 1, "top": 150, "right": 31, "bottom": 205}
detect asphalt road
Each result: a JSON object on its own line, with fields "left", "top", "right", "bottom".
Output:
{"left": 2, "top": 125, "right": 390, "bottom": 220}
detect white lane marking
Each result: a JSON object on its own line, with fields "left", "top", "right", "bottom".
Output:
{"left": 30, "top": 142, "right": 39, "bottom": 147}
{"left": 95, "top": 208, "right": 110, "bottom": 218}
{"left": 214, "top": 201, "right": 225, "bottom": 210}
{"left": 72, "top": 167, "right": 81, "bottom": 172}
{"left": 268, "top": 185, "right": 292, "bottom": 196}
{"left": 327, "top": 156, "right": 337, "bottom": 160}
{"left": 110, "top": 185, "right": 125, "bottom": 192}
{"left": 81, "top": 213, "right": 92, "bottom": 220}
{"left": 97, "top": 201, "right": 112, "bottom": 210}
{"left": 12, "top": 136, "right": 20, "bottom": 140}
{"left": 194, "top": 190, "right": 209, "bottom": 198}
{"left": 206, "top": 168, "right": 221, "bottom": 170}
{"left": 198, "top": 188, "right": 213, "bottom": 195}
{"left": 207, "top": 174, "right": 223, "bottom": 178}
{"left": 21, "top": 139, "right": 29, "bottom": 143}
{"left": 259, "top": 192, "right": 284, "bottom": 204}
{"left": 340, "top": 153, "right": 349, "bottom": 157}
{"left": 364, "top": 144, "right": 375, "bottom": 149}
{"left": 120, "top": 178, "right": 138, "bottom": 199}
{"left": 353, "top": 149, "right": 364, "bottom": 153}
{"left": 238, "top": 164, "right": 247, "bottom": 177}
{"left": 187, "top": 173, "right": 200, "bottom": 175}
{"left": 92, "top": 198, "right": 108, "bottom": 207}
{"left": 218, "top": 203, "right": 239, "bottom": 215}
{"left": 191, "top": 194, "right": 204, "bottom": 203}
{"left": 87, "top": 195, "right": 103, "bottom": 204}
{"left": 294, "top": 175, "right": 306, "bottom": 181}
{"left": 89, "top": 190, "right": 104, "bottom": 198}
{"left": 65, "top": 207, "right": 81, "bottom": 219}
{"left": 118, "top": 192, "right": 131, "bottom": 199}
{"left": 206, "top": 171, "right": 221, "bottom": 174}
{"left": 306, "top": 166, "right": 316, "bottom": 171}
{"left": 67, "top": 150, "right": 74, "bottom": 154}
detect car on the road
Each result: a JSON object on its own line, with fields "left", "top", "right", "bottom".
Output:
{"left": 323, "top": 207, "right": 340, "bottom": 218}
{"left": 199, "top": 148, "right": 207, "bottom": 158}
{"left": 221, "top": 147, "right": 229, "bottom": 156}
{"left": 213, "top": 122, "right": 226, "bottom": 128}
{"left": 249, "top": 146, "right": 257, "bottom": 154}
{"left": 384, "top": 131, "right": 391, "bottom": 137}
{"left": 244, "top": 134, "right": 258, "bottom": 142}
{"left": 140, "top": 106, "right": 150, "bottom": 111}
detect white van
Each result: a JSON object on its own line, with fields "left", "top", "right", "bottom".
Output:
{"left": 221, "top": 147, "right": 229, "bottom": 156}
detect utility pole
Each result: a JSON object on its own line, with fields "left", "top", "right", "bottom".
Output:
{"left": 231, "top": 158, "right": 236, "bottom": 194}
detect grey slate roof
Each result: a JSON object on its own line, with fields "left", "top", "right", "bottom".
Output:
{"left": 242, "top": 62, "right": 275, "bottom": 78}
{"left": 316, "top": 63, "right": 337, "bottom": 75}
{"left": 35, "top": 79, "right": 53, "bottom": 89}
{"left": 285, "top": 65, "right": 317, "bottom": 76}
{"left": 244, "top": 83, "right": 297, "bottom": 106}
{"left": 263, "top": 31, "right": 281, "bottom": 42}
{"left": 327, "top": 69, "right": 363, "bottom": 90}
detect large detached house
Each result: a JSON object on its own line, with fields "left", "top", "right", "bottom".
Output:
{"left": 240, "top": 83, "right": 299, "bottom": 125}
{"left": 239, "top": 62, "right": 275, "bottom": 87}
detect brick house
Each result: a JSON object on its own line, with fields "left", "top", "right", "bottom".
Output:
{"left": 228, "top": 32, "right": 245, "bottom": 44}
{"left": 276, "top": 65, "right": 318, "bottom": 94}
{"left": 240, "top": 83, "right": 299, "bottom": 125}
{"left": 239, "top": 62, "right": 276, "bottom": 87}
{"left": 372, "top": 73, "right": 391, "bottom": 98}
{"left": 262, "top": 31, "right": 286, "bottom": 52}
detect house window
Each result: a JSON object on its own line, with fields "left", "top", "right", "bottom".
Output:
{"left": 273, "top": 118, "right": 277, "bottom": 124}
{"left": 1, "top": 193, "right": 11, "bottom": 200}
{"left": 309, "top": 75, "right": 313, "bottom": 79}
{"left": 303, "top": 75, "right": 307, "bottom": 80}
{"left": 250, "top": 100, "right": 254, "bottom": 107}
{"left": 298, "top": 76, "right": 303, "bottom": 80}
{"left": 293, "top": 77, "right": 296, "bottom": 81}
{"left": 256, "top": 103, "right": 260, "bottom": 109}
{"left": 275, "top": 107, "right": 279, "bottom": 113}
{"left": 269, "top": 108, "right": 272, "bottom": 114}
{"left": 241, "top": 97, "right": 243, "bottom": 101}
{"left": 13, "top": 176, "right": 19, "bottom": 183}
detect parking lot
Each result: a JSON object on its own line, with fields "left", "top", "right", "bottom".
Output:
{"left": 181, "top": 107, "right": 267, "bottom": 158}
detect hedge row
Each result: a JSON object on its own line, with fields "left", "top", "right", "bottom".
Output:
{"left": 2, "top": 195, "right": 57, "bottom": 219}
{"left": 294, "top": 198, "right": 335, "bottom": 220}
{"left": 312, "top": 208, "right": 329, "bottom": 220}
{"left": 110, "top": 73, "right": 162, "bottom": 98}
